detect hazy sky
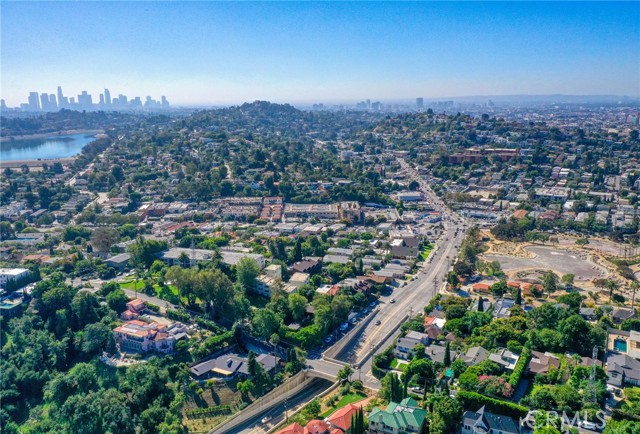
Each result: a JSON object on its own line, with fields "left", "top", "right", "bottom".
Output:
{"left": 2, "top": 1, "right": 639, "bottom": 106}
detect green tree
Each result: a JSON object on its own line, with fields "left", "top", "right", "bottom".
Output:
{"left": 444, "top": 342, "right": 451, "bottom": 367}
{"left": 236, "top": 257, "right": 260, "bottom": 291}
{"left": 430, "top": 396, "right": 462, "bottom": 434}
{"left": 106, "top": 288, "right": 130, "bottom": 313}
{"left": 337, "top": 365, "right": 353, "bottom": 383}
{"left": 542, "top": 271, "right": 559, "bottom": 296}
{"left": 288, "top": 293, "right": 307, "bottom": 323}
{"left": 561, "top": 274, "right": 575, "bottom": 288}
{"left": 91, "top": 227, "right": 120, "bottom": 252}
{"left": 252, "top": 308, "right": 281, "bottom": 340}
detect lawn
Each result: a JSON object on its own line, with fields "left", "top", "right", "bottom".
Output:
{"left": 419, "top": 243, "right": 435, "bottom": 261}
{"left": 320, "top": 392, "right": 367, "bottom": 418}
{"left": 119, "top": 279, "right": 145, "bottom": 291}
{"left": 390, "top": 358, "right": 408, "bottom": 372}
{"left": 119, "top": 280, "right": 183, "bottom": 305}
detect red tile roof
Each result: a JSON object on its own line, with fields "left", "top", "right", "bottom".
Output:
{"left": 327, "top": 404, "right": 359, "bottom": 432}
{"left": 275, "top": 422, "right": 305, "bottom": 434}
{"left": 305, "top": 420, "right": 330, "bottom": 434}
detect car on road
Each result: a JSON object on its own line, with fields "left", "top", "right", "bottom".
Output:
{"left": 375, "top": 319, "right": 381, "bottom": 325}
{"left": 261, "top": 416, "right": 272, "bottom": 424}
{"left": 324, "top": 336, "right": 334, "bottom": 344}
{"left": 390, "top": 298, "right": 396, "bottom": 303}
{"left": 340, "top": 322, "right": 349, "bottom": 331}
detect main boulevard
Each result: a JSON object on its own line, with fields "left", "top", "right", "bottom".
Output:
{"left": 232, "top": 159, "right": 468, "bottom": 434}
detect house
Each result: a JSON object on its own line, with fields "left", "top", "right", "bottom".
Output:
{"left": 121, "top": 298, "right": 146, "bottom": 320}
{"left": 305, "top": 420, "right": 330, "bottom": 434}
{"left": 338, "top": 278, "right": 373, "bottom": 294}
{"left": 471, "top": 283, "right": 491, "bottom": 294}
{"left": 255, "top": 275, "right": 277, "bottom": 298}
{"left": 0, "top": 293, "right": 26, "bottom": 317}
{"left": 0, "top": 268, "right": 29, "bottom": 288}
{"left": 275, "top": 423, "right": 305, "bottom": 434}
{"left": 462, "top": 346, "right": 490, "bottom": 366}
{"left": 607, "top": 328, "right": 640, "bottom": 360}
{"left": 113, "top": 320, "right": 176, "bottom": 354}
{"left": 291, "top": 258, "right": 322, "bottom": 275}
{"left": 489, "top": 348, "right": 520, "bottom": 371}
{"left": 579, "top": 307, "right": 597, "bottom": 321}
{"left": 395, "top": 331, "right": 430, "bottom": 359}
{"left": 424, "top": 324, "right": 444, "bottom": 342}
{"left": 424, "top": 344, "right": 451, "bottom": 364}
{"left": 611, "top": 308, "right": 636, "bottom": 325}
{"left": 493, "top": 297, "right": 516, "bottom": 318}
{"left": 326, "top": 403, "right": 364, "bottom": 433}
{"left": 462, "top": 406, "right": 521, "bottom": 434}
{"left": 106, "top": 253, "right": 130, "bottom": 271}
{"left": 316, "top": 284, "right": 341, "bottom": 296}
{"left": 288, "top": 272, "right": 310, "bottom": 289}
{"left": 264, "top": 263, "right": 283, "bottom": 279}
{"left": 527, "top": 351, "right": 560, "bottom": 375}
{"left": 10, "top": 232, "right": 45, "bottom": 246}
{"left": 189, "top": 353, "right": 280, "bottom": 380}
{"left": 607, "top": 353, "right": 640, "bottom": 387}
{"left": 323, "top": 254, "right": 351, "bottom": 265}
{"left": 368, "top": 397, "right": 427, "bottom": 434}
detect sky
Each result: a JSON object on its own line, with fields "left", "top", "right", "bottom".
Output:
{"left": 1, "top": 1, "right": 639, "bottom": 106}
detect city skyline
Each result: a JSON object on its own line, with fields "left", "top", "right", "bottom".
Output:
{"left": 1, "top": 2, "right": 639, "bottom": 106}
{"left": 7, "top": 86, "right": 170, "bottom": 112}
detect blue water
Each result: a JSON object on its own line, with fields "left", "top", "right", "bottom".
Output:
{"left": 0, "top": 133, "right": 97, "bottom": 161}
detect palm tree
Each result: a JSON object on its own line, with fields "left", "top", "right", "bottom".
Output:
{"left": 606, "top": 280, "right": 619, "bottom": 303}
{"left": 630, "top": 282, "right": 639, "bottom": 309}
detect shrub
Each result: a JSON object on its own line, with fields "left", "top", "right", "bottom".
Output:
{"left": 456, "top": 390, "right": 529, "bottom": 419}
{"left": 166, "top": 309, "right": 190, "bottom": 322}
{"left": 508, "top": 346, "right": 531, "bottom": 388}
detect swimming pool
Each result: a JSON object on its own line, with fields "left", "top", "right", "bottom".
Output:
{"left": 614, "top": 338, "right": 628, "bottom": 353}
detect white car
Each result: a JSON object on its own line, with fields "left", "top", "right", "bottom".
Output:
{"left": 261, "top": 416, "right": 272, "bottom": 424}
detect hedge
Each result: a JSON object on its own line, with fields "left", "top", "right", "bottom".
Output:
{"left": 372, "top": 345, "right": 395, "bottom": 379}
{"left": 508, "top": 347, "right": 531, "bottom": 387}
{"left": 283, "top": 325, "right": 322, "bottom": 350}
{"left": 166, "top": 309, "right": 190, "bottom": 322}
{"left": 197, "top": 331, "right": 234, "bottom": 358}
{"left": 195, "top": 316, "right": 225, "bottom": 334}
{"left": 146, "top": 303, "right": 160, "bottom": 312}
{"left": 456, "top": 391, "right": 529, "bottom": 419}
{"left": 185, "top": 405, "right": 232, "bottom": 419}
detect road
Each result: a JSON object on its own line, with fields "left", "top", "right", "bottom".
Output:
{"left": 215, "top": 158, "right": 469, "bottom": 432}
{"left": 308, "top": 158, "right": 467, "bottom": 389}
{"left": 232, "top": 379, "right": 333, "bottom": 434}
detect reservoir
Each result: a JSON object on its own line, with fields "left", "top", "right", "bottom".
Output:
{"left": 0, "top": 133, "right": 97, "bottom": 162}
